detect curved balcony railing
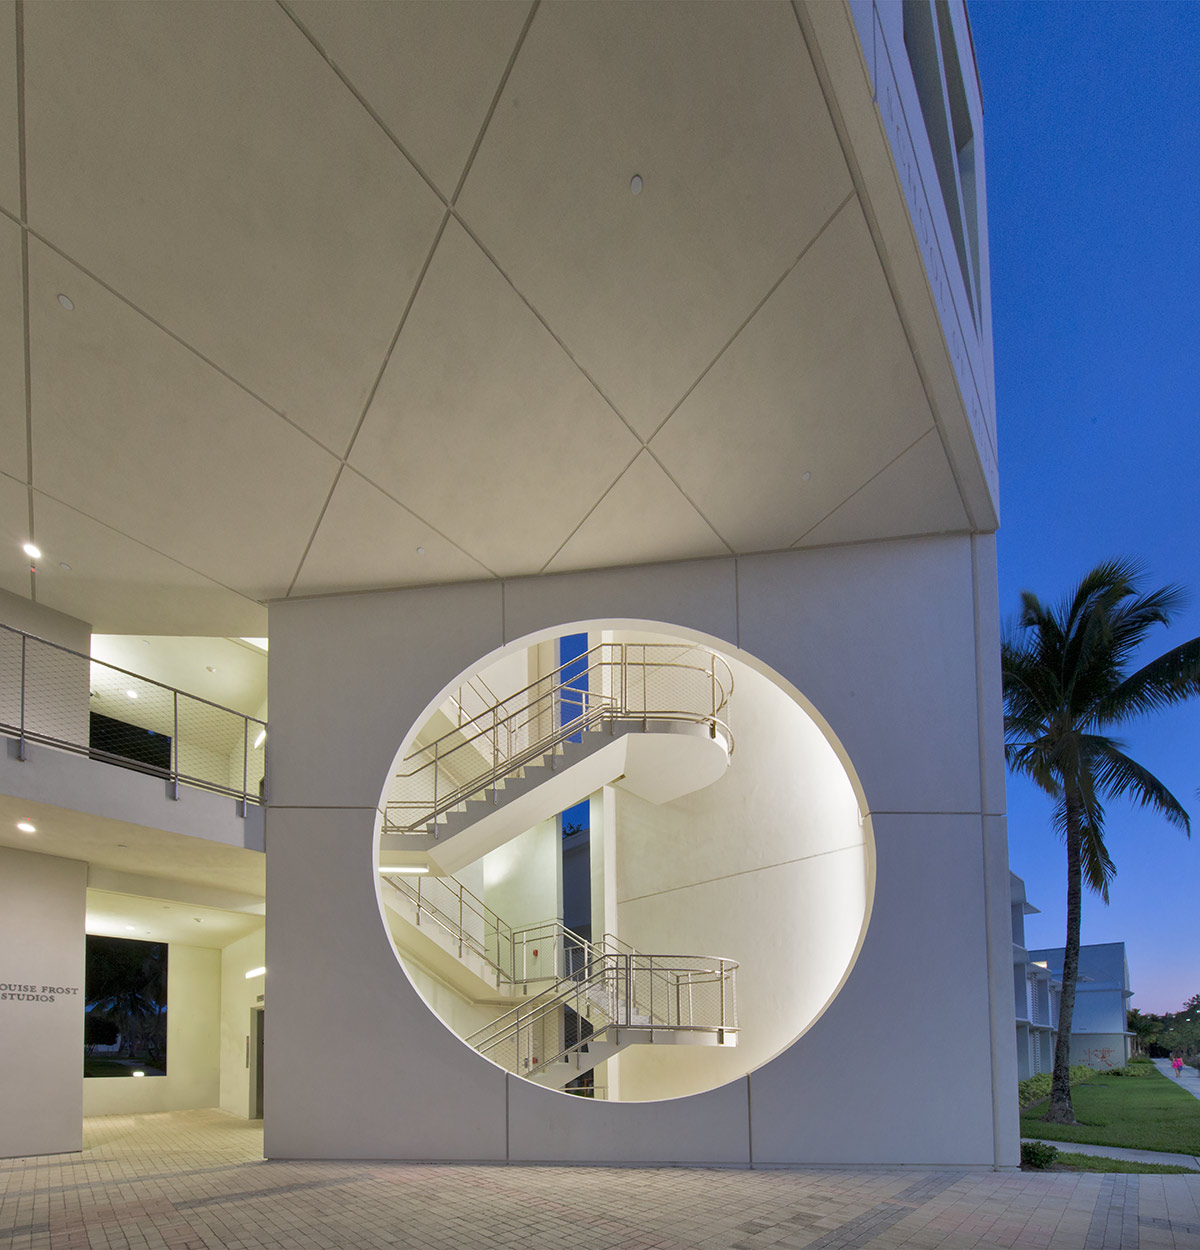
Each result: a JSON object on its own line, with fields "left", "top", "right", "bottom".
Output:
{"left": 383, "top": 642, "right": 733, "bottom": 835}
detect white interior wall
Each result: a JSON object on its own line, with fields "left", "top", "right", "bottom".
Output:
{"left": 402, "top": 959, "right": 498, "bottom": 1040}
{"left": 0, "top": 845, "right": 87, "bottom": 1158}
{"left": 219, "top": 927, "right": 266, "bottom": 1118}
{"left": 83, "top": 942, "right": 220, "bottom": 1115}
{"left": 612, "top": 651, "right": 866, "bottom": 1097}
{"left": 0, "top": 590, "right": 91, "bottom": 746}
{"left": 265, "top": 538, "right": 1016, "bottom": 1166}
{"left": 483, "top": 817, "right": 561, "bottom": 930}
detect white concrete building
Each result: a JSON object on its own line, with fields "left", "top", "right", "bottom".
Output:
{"left": 0, "top": 0, "right": 1016, "bottom": 1167}
{"left": 1029, "top": 943, "right": 1134, "bottom": 1072}
{"left": 1011, "top": 874, "right": 1134, "bottom": 1078}
{"left": 1011, "top": 872, "right": 1058, "bottom": 1081}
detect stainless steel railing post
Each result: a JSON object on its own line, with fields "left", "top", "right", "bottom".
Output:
{"left": 18, "top": 634, "right": 26, "bottom": 760}
{"left": 171, "top": 690, "right": 180, "bottom": 800}
{"left": 240, "top": 714, "right": 249, "bottom": 817}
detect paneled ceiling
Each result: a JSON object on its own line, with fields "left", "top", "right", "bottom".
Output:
{"left": 0, "top": 0, "right": 980, "bottom": 637}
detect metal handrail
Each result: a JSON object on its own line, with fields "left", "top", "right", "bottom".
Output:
{"left": 466, "top": 944, "right": 738, "bottom": 1078}
{"left": 384, "top": 642, "right": 734, "bottom": 834}
{"left": 0, "top": 622, "right": 267, "bottom": 810}
{"left": 382, "top": 868, "right": 592, "bottom": 988}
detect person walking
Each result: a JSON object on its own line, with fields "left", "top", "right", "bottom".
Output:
{"left": 1171, "top": 1055, "right": 1185, "bottom": 1077}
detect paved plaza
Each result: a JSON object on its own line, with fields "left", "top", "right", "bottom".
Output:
{"left": 2, "top": 1110, "right": 1199, "bottom": 1250}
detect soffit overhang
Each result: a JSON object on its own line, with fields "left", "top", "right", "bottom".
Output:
{"left": 0, "top": 0, "right": 994, "bottom": 636}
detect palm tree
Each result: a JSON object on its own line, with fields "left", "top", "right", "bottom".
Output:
{"left": 1002, "top": 559, "right": 1200, "bottom": 1124}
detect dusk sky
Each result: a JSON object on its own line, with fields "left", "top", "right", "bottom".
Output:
{"left": 969, "top": 2, "right": 1199, "bottom": 1014}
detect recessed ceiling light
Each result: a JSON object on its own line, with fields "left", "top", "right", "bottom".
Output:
{"left": 141, "top": 639, "right": 150, "bottom": 646}
{"left": 116, "top": 843, "right": 127, "bottom": 849}
{"left": 57, "top": 293, "right": 74, "bottom": 310}
{"left": 22, "top": 542, "right": 41, "bottom": 559}
{"left": 59, "top": 562, "right": 72, "bottom": 572}
{"left": 416, "top": 546, "right": 425, "bottom": 556}
{"left": 16, "top": 820, "right": 36, "bottom": 833}
{"left": 205, "top": 666, "right": 216, "bottom": 673}
{"left": 194, "top": 917, "right": 202, "bottom": 923}
{"left": 801, "top": 471, "right": 812, "bottom": 482}
{"left": 126, "top": 689, "right": 138, "bottom": 698}
{"left": 630, "top": 174, "right": 643, "bottom": 194}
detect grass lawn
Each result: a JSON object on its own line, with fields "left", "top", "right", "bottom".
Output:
{"left": 1053, "top": 1152, "right": 1197, "bottom": 1175}
{"left": 1021, "top": 1068, "right": 1200, "bottom": 1156}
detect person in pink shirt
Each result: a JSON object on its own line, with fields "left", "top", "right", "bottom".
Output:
{"left": 1171, "top": 1056, "right": 1185, "bottom": 1077}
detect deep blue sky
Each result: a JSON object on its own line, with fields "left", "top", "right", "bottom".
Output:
{"left": 969, "top": 2, "right": 1199, "bottom": 1013}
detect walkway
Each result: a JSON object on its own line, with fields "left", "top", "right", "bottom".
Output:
{"left": 1, "top": 1110, "right": 1199, "bottom": 1250}
{"left": 1154, "top": 1059, "right": 1200, "bottom": 1104}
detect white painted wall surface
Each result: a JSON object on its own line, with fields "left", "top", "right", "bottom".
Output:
{"left": 609, "top": 650, "right": 866, "bottom": 1099}
{"left": 0, "top": 845, "right": 87, "bottom": 1158}
{"left": 219, "top": 927, "right": 266, "bottom": 1118}
{"left": 83, "top": 943, "right": 220, "bottom": 1115}
{"left": 266, "top": 538, "right": 1014, "bottom": 1165}
{"left": 0, "top": 590, "right": 91, "bottom": 748}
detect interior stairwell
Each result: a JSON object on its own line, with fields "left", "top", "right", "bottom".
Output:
{"left": 381, "top": 868, "right": 738, "bottom": 1094}
{"left": 378, "top": 641, "right": 740, "bottom": 1097}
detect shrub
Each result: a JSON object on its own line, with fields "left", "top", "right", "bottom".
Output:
{"left": 1018, "top": 1065, "right": 1098, "bottom": 1107}
{"left": 1021, "top": 1140, "right": 1059, "bottom": 1169}
{"left": 1106, "top": 1062, "right": 1156, "bottom": 1078}
{"left": 1018, "top": 1073, "right": 1052, "bottom": 1107}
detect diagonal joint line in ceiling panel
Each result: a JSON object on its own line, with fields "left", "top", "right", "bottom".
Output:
{"left": 336, "top": 210, "right": 451, "bottom": 467}
{"left": 341, "top": 468, "right": 499, "bottom": 580}
{"left": 15, "top": 2, "right": 32, "bottom": 598}
{"left": 644, "top": 188, "right": 857, "bottom": 448}
{"left": 639, "top": 446, "right": 736, "bottom": 557}
{"left": 449, "top": 213, "right": 644, "bottom": 451}
{"left": 32, "top": 488, "right": 267, "bottom": 609}
{"left": 284, "top": 459, "right": 499, "bottom": 600}
{"left": 284, "top": 461, "right": 346, "bottom": 600}
{"left": 275, "top": 0, "right": 448, "bottom": 210}
{"left": 790, "top": 424, "right": 934, "bottom": 547}
{"left": 787, "top": 0, "right": 978, "bottom": 532}
{"left": 536, "top": 448, "right": 643, "bottom": 574}
{"left": 25, "top": 228, "right": 347, "bottom": 464}
{"left": 14, "top": 0, "right": 26, "bottom": 223}
{"left": 537, "top": 445, "right": 736, "bottom": 575}
{"left": 448, "top": 0, "right": 540, "bottom": 206}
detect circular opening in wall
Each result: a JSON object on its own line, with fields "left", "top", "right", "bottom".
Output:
{"left": 376, "top": 622, "right": 872, "bottom": 1103}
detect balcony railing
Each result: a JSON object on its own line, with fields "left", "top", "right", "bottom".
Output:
{"left": 0, "top": 624, "right": 266, "bottom": 811}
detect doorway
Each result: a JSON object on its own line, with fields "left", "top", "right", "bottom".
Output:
{"left": 249, "top": 1007, "right": 264, "bottom": 1120}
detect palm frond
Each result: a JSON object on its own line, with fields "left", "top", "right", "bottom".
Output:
{"left": 1084, "top": 736, "right": 1192, "bottom": 834}
{"left": 1096, "top": 637, "right": 1200, "bottom": 724}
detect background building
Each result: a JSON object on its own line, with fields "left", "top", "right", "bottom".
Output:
{"left": 1011, "top": 874, "right": 1134, "bottom": 1076}
{"left": 0, "top": 0, "right": 1015, "bottom": 1166}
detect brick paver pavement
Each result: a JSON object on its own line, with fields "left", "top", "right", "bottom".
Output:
{"left": 2, "top": 1110, "right": 1199, "bottom": 1250}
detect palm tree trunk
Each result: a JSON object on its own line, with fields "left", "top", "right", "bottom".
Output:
{"left": 1046, "top": 796, "right": 1082, "bottom": 1124}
